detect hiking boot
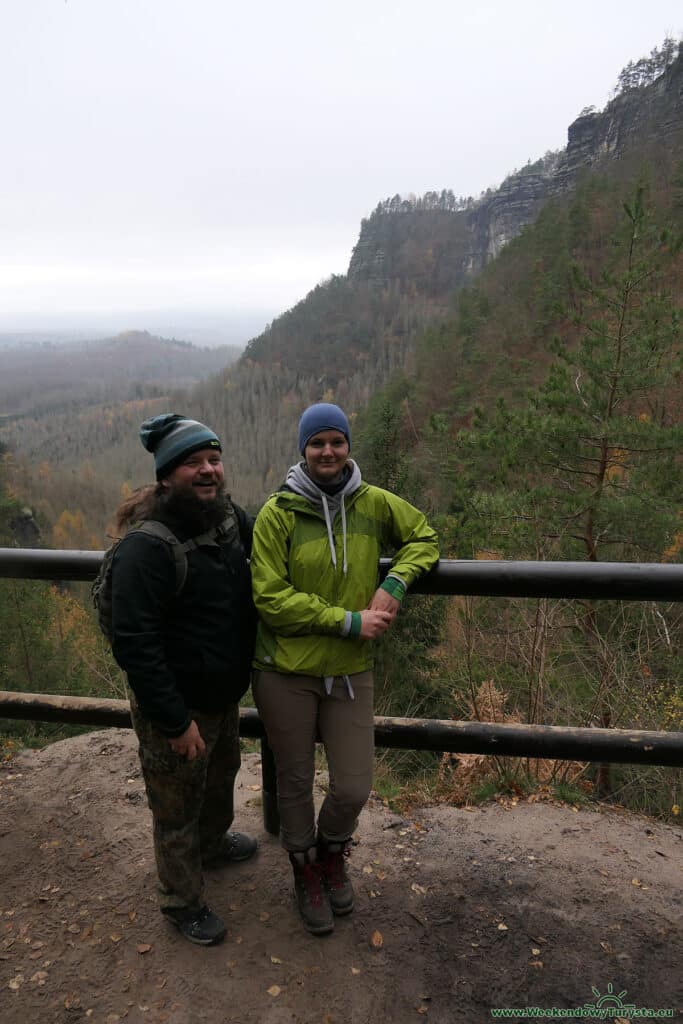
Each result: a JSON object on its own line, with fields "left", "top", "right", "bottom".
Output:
{"left": 163, "top": 904, "right": 227, "bottom": 946}
{"left": 317, "top": 836, "right": 354, "bottom": 916}
{"left": 289, "top": 850, "right": 334, "bottom": 936}
{"left": 202, "top": 831, "right": 258, "bottom": 867}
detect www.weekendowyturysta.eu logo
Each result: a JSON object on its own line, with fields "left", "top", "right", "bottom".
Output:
{"left": 490, "top": 980, "right": 676, "bottom": 1019}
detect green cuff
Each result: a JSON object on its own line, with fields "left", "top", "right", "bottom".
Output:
{"left": 380, "top": 576, "right": 407, "bottom": 601}
{"left": 348, "top": 611, "right": 362, "bottom": 637}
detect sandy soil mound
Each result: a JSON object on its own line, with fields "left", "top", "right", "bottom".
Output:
{"left": 0, "top": 730, "right": 681, "bottom": 1023}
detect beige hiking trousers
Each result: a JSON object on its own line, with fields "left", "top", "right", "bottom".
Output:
{"left": 253, "top": 670, "right": 374, "bottom": 851}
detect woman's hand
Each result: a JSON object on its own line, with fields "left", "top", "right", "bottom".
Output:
{"left": 169, "top": 720, "right": 206, "bottom": 760}
{"left": 367, "top": 587, "right": 401, "bottom": 624}
{"left": 358, "top": 608, "right": 393, "bottom": 639}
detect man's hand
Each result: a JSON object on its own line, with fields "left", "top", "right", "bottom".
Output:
{"left": 358, "top": 608, "right": 393, "bottom": 639}
{"left": 367, "top": 587, "right": 401, "bottom": 624}
{"left": 169, "top": 720, "right": 206, "bottom": 761}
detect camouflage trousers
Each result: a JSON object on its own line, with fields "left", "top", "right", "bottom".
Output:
{"left": 130, "top": 698, "right": 241, "bottom": 911}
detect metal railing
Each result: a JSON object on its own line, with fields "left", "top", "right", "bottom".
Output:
{"left": 1, "top": 548, "right": 682, "bottom": 834}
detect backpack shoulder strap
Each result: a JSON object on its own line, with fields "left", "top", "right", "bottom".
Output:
{"left": 129, "top": 520, "right": 188, "bottom": 595}
{"left": 183, "top": 501, "right": 240, "bottom": 551}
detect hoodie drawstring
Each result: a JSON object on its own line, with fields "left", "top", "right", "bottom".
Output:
{"left": 340, "top": 495, "right": 348, "bottom": 574}
{"left": 320, "top": 493, "right": 348, "bottom": 576}
{"left": 320, "top": 494, "right": 336, "bottom": 569}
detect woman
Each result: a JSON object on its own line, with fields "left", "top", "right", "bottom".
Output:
{"left": 251, "top": 402, "right": 439, "bottom": 935}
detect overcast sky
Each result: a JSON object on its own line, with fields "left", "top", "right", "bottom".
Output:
{"left": 1, "top": 0, "right": 680, "bottom": 338}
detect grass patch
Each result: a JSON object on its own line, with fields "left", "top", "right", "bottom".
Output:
{"left": 552, "top": 780, "right": 591, "bottom": 807}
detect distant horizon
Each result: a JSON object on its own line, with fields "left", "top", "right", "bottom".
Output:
{"left": 0, "top": 308, "right": 278, "bottom": 349}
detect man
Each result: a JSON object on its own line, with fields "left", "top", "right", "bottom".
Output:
{"left": 111, "top": 413, "right": 257, "bottom": 946}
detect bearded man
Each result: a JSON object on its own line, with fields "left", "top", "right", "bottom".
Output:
{"left": 111, "top": 413, "right": 257, "bottom": 946}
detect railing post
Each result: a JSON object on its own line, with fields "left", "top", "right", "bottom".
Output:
{"left": 260, "top": 736, "right": 280, "bottom": 836}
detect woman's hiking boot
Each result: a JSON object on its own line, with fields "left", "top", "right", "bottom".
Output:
{"left": 162, "top": 904, "right": 227, "bottom": 946}
{"left": 289, "top": 850, "right": 334, "bottom": 935}
{"left": 317, "top": 836, "right": 354, "bottom": 916}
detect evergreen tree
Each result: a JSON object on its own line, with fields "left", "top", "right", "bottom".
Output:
{"left": 456, "top": 186, "right": 682, "bottom": 564}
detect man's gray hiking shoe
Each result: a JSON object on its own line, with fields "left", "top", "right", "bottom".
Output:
{"left": 290, "top": 851, "right": 334, "bottom": 936}
{"left": 318, "top": 837, "right": 354, "bottom": 915}
{"left": 163, "top": 904, "right": 227, "bottom": 945}
{"left": 203, "top": 831, "right": 258, "bottom": 867}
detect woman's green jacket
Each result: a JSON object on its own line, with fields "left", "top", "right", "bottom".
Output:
{"left": 250, "top": 481, "right": 439, "bottom": 677}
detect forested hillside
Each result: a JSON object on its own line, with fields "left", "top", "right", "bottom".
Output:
{"left": 5, "top": 45, "right": 681, "bottom": 523}
{"left": 187, "top": 43, "right": 683, "bottom": 510}
{"left": 0, "top": 331, "right": 239, "bottom": 540}
{"left": 0, "top": 330, "right": 239, "bottom": 419}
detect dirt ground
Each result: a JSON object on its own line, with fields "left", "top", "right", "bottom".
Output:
{"left": 0, "top": 730, "right": 681, "bottom": 1024}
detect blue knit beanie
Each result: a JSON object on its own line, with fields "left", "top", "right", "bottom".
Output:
{"left": 297, "top": 403, "right": 351, "bottom": 454}
{"left": 140, "top": 413, "right": 222, "bottom": 480}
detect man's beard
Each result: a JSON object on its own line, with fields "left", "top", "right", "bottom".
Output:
{"left": 159, "top": 481, "right": 228, "bottom": 534}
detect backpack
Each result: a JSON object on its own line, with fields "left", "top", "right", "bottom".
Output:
{"left": 92, "top": 514, "right": 240, "bottom": 644}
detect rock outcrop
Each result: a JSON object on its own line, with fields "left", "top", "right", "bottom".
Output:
{"left": 348, "top": 49, "right": 683, "bottom": 287}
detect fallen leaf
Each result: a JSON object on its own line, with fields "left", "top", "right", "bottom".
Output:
{"left": 376, "top": 871, "right": 387, "bottom": 881}
{"left": 531, "top": 947, "right": 541, "bottom": 956}
{"left": 246, "top": 784, "right": 261, "bottom": 792}
{"left": 30, "top": 971, "right": 48, "bottom": 985}
{"left": 8, "top": 974, "right": 24, "bottom": 991}
{"left": 110, "top": 933, "right": 122, "bottom": 943}
{"left": 417, "top": 1008, "right": 429, "bottom": 1016}
{"left": 351, "top": 967, "right": 361, "bottom": 975}
{"left": 631, "top": 878, "right": 642, "bottom": 887}
{"left": 137, "top": 944, "right": 152, "bottom": 954}
{"left": 672, "top": 804, "right": 679, "bottom": 816}
{"left": 362, "top": 865, "right": 374, "bottom": 875}
{"left": 270, "top": 956, "right": 282, "bottom": 964}
{"left": 600, "top": 941, "right": 612, "bottom": 953}
{"left": 64, "top": 994, "right": 81, "bottom": 1009}
{"left": 529, "top": 960, "right": 543, "bottom": 968}
{"left": 267, "top": 985, "right": 281, "bottom": 997}
{"left": 411, "top": 883, "right": 427, "bottom": 895}
{"left": 497, "top": 923, "right": 508, "bottom": 931}
{"left": 370, "top": 930, "right": 384, "bottom": 949}
{"left": 128, "top": 912, "right": 137, "bottom": 922}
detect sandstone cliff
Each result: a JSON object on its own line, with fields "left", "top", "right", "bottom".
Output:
{"left": 349, "top": 48, "right": 683, "bottom": 287}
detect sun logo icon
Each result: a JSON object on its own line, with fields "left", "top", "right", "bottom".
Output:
{"left": 584, "top": 982, "right": 637, "bottom": 1013}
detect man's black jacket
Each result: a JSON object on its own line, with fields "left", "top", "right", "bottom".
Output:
{"left": 111, "top": 502, "right": 255, "bottom": 736}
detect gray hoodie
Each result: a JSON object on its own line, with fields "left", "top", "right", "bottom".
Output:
{"left": 285, "top": 460, "right": 362, "bottom": 576}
